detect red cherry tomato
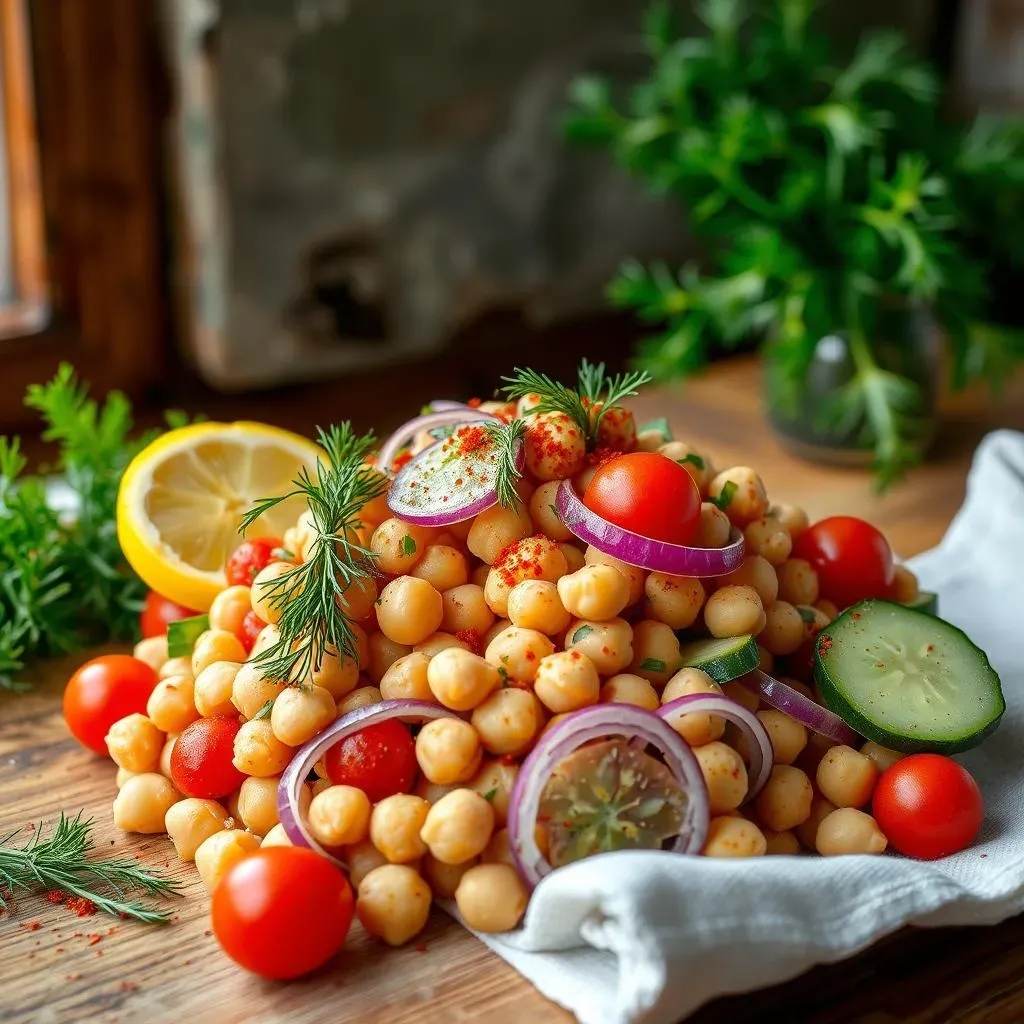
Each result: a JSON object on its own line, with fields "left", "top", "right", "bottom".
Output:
{"left": 792, "top": 516, "right": 895, "bottom": 610}
{"left": 212, "top": 846, "right": 353, "bottom": 979}
{"left": 323, "top": 720, "right": 417, "bottom": 803}
{"left": 140, "top": 591, "right": 199, "bottom": 639}
{"left": 237, "top": 609, "right": 265, "bottom": 654}
{"left": 872, "top": 754, "right": 984, "bottom": 860}
{"left": 171, "top": 716, "right": 246, "bottom": 799}
{"left": 63, "top": 655, "right": 159, "bottom": 755}
{"left": 583, "top": 452, "right": 701, "bottom": 546}
{"left": 226, "top": 537, "right": 284, "bottom": 587}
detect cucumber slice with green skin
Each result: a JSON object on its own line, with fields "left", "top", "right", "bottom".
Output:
{"left": 814, "top": 599, "right": 1004, "bottom": 755}
{"left": 678, "top": 634, "right": 759, "bottom": 684}
{"left": 904, "top": 591, "right": 939, "bottom": 617}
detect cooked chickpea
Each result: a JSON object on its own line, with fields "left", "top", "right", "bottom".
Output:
{"left": 795, "top": 794, "right": 837, "bottom": 850}
{"left": 814, "top": 599, "right": 839, "bottom": 622}
{"left": 337, "top": 686, "right": 383, "bottom": 715}
{"left": 662, "top": 668, "right": 726, "bottom": 746}
{"left": 756, "top": 710, "right": 808, "bottom": 766}
{"left": 776, "top": 558, "right": 820, "bottom": 606}
{"left": 260, "top": 823, "right": 291, "bottom": 848}
{"left": 159, "top": 734, "right": 177, "bottom": 778}
{"left": 112, "top": 773, "right": 180, "bottom": 833}
{"left": 558, "top": 542, "right": 586, "bottom": 574}
{"left": 816, "top": 808, "right": 888, "bottom": 856}
{"left": 159, "top": 656, "right": 193, "bottom": 681}
{"left": 816, "top": 745, "right": 879, "bottom": 808}
{"left": 704, "top": 585, "right": 765, "bottom": 639}
{"left": 470, "top": 564, "right": 490, "bottom": 588}
{"left": 343, "top": 838, "right": 388, "bottom": 886}
{"left": 658, "top": 440, "right": 712, "bottom": 493}
{"left": 232, "top": 719, "right": 294, "bottom": 777}
{"left": 600, "top": 673, "right": 660, "bottom": 711}
{"left": 720, "top": 679, "right": 760, "bottom": 714}
{"left": 471, "top": 687, "right": 542, "bottom": 756}
{"left": 564, "top": 617, "right": 633, "bottom": 675}
{"left": 709, "top": 467, "right": 769, "bottom": 527}
{"left": 165, "top": 798, "right": 227, "bottom": 861}
{"left": 455, "top": 863, "right": 528, "bottom": 932}
{"left": 209, "top": 585, "right": 252, "bottom": 635}
{"left": 523, "top": 411, "right": 587, "bottom": 481}
{"left": 367, "top": 794, "right": 430, "bottom": 864}
{"left": 628, "top": 620, "right": 680, "bottom": 684}
{"left": 270, "top": 684, "right": 335, "bottom": 746}
{"left": 414, "top": 631, "right": 470, "bottom": 658}
{"left": 758, "top": 645, "right": 774, "bottom": 674}
{"left": 306, "top": 645, "right": 358, "bottom": 700}
{"left": 767, "top": 503, "right": 809, "bottom": 540}
{"left": 336, "top": 573, "right": 378, "bottom": 622}
{"left": 231, "top": 662, "right": 284, "bottom": 719}
{"left": 248, "top": 624, "right": 281, "bottom": 661}
{"left": 146, "top": 675, "right": 199, "bottom": 734}
{"left": 466, "top": 503, "right": 533, "bottom": 566}
{"left": 754, "top": 765, "right": 813, "bottom": 831}
{"left": 105, "top": 714, "right": 164, "bottom": 773}
{"left": 440, "top": 583, "right": 495, "bottom": 637}
{"left": 194, "top": 662, "right": 241, "bottom": 717}
{"left": 370, "top": 519, "right": 435, "bottom": 574}
{"left": 366, "top": 633, "right": 412, "bottom": 684}
{"left": 480, "top": 827, "right": 516, "bottom": 868}
{"left": 796, "top": 731, "right": 836, "bottom": 777}
{"left": 892, "top": 564, "right": 919, "bottom": 603}
{"left": 636, "top": 426, "right": 667, "bottom": 452}
{"left": 507, "top": 579, "right": 571, "bottom": 636}
{"left": 484, "top": 626, "right": 554, "bottom": 683}
{"left": 249, "top": 560, "right": 295, "bottom": 625}
{"left": 466, "top": 760, "right": 519, "bottom": 828}
{"left": 380, "top": 652, "right": 435, "bottom": 703}
{"left": 133, "top": 635, "right": 169, "bottom": 674}
{"left": 411, "top": 544, "right": 470, "bottom": 592}
{"left": 485, "top": 537, "right": 568, "bottom": 617}
{"left": 703, "top": 816, "right": 767, "bottom": 858}
{"left": 758, "top": 600, "right": 805, "bottom": 657}
{"left": 694, "top": 502, "right": 731, "bottom": 548}
{"left": 556, "top": 565, "right": 631, "bottom": 622}
{"left": 720, "top": 555, "right": 778, "bottom": 607}
{"left": 583, "top": 546, "right": 645, "bottom": 605}
{"left": 376, "top": 576, "right": 443, "bottom": 647}
{"left": 116, "top": 767, "right": 140, "bottom": 788}
{"left": 414, "top": 777, "right": 460, "bottom": 805}
{"left": 644, "top": 573, "right": 704, "bottom": 630}
{"left": 534, "top": 651, "right": 600, "bottom": 714}
{"left": 427, "top": 648, "right": 501, "bottom": 711}
{"left": 424, "top": 854, "right": 477, "bottom": 899}
{"left": 762, "top": 828, "right": 800, "bottom": 856}
{"left": 357, "top": 864, "right": 432, "bottom": 946}
{"left": 194, "top": 828, "right": 261, "bottom": 891}
{"left": 420, "top": 789, "right": 495, "bottom": 864}
{"left": 744, "top": 518, "right": 793, "bottom": 566}
{"left": 528, "top": 480, "right": 572, "bottom": 541}
{"left": 192, "top": 629, "right": 248, "bottom": 679}
{"left": 695, "top": 742, "right": 749, "bottom": 814}
{"left": 234, "top": 775, "right": 280, "bottom": 836}
{"left": 415, "top": 717, "right": 482, "bottom": 784}
{"left": 860, "top": 741, "right": 904, "bottom": 774}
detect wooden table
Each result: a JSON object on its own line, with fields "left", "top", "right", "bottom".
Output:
{"left": 4, "top": 356, "right": 1024, "bottom": 1024}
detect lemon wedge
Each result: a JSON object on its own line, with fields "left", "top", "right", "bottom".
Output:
{"left": 117, "top": 421, "right": 323, "bottom": 611}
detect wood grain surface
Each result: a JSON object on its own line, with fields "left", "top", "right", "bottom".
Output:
{"left": 3, "top": 356, "right": 1024, "bottom": 1024}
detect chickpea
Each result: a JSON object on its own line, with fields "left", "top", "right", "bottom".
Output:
{"left": 702, "top": 816, "right": 767, "bottom": 858}
{"left": 466, "top": 503, "right": 533, "bottom": 565}
{"left": 311, "top": 776, "right": 332, "bottom": 798}
{"left": 795, "top": 794, "right": 837, "bottom": 850}
{"left": 694, "top": 502, "right": 731, "bottom": 548}
{"left": 455, "top": 863, "right": 528, "bottom": 933}
{"left": 192, "top": 629, "right": 248, "bottom": 679}
{"left": 507, "top": 580, "right": 571, "bottom": 636}
{"left": 523, "top": 411, "right": 587, "bottom": 481}
{"left": 250, "top": 561, "right": 295, "bottom": 625}
{"left": 528, "top": 480, "right": 572, "bottom": 541}
{"left": 704, "top": 585, "right": 766, "bottom": 639}
{"left": 165, "top": 798, "right": 227, "bottom": 861}
{"left": 480, "top": 827, "right": 516, "bottom": 869}
{"left": 484, "top": 626, "right": 554, "bottom": 683}
{"left": 232, "top": 719, "right": 294, "bottom": 777}
{"left": 636, "top": 426, "right": 667, "bottom": 452}
{"left": 556, "top": 565, "right": 631, "bottom": 622}
{"left": 767, "top": 503, "right": 810, "bottom": 541}
{"left": 159, "top": 734, "right": 177, "bottom": 778}
{"left": 233, "top": 776, "right": 279, "bottom": 836}
{"left": 305, "top": 645, "right": 358, "bottom": 700}
{"left": 116, "top": 767, "right": 140, "bottom": 789}
{"left": 466, "top": 760, "right": 519, "bottom": 828}
{"left": 816, "top": 745, "right": 879, "bottom": 809}
{"left": 357, "top": 864, "right": 432, "bottom": 946}
{"left": 816, "top": 808, "right": 888, "bottom": 856}
{"left": 759, "top": 600, "right": 806, "bottom": 657}
{"left": 481, "top": 618, "right": 511, "bottom": 648}
{"left": 112, "top": 773, "right": 180, "bottom": 833}
{"left": 644, "top": 573, "right": 704, "bottom": 630}
{"left": 358, "top": 469, "right": 392, "bottom": 523}
{"left": 471, "top": 687, "right": 542, "bottom": 756}
{"left": 470, "top": 564, "right": 491, "bottom": 589}
{"left": 762, "top": 828, "right": 800, "bottom": 856}
{"left": 270, "top": 685, "right": 335, "bottom": 746}
{"left": 662, "top": 668, "right": 725, "bottom": 746}
{"left": 797, "top": 731, "right": 836, "bottom": 778}
{"left": 814, "top": 599, "right": 839, "bottom": 622}
{"left": 776, "top": 558, "right": 820, "bottom": 607}
{"left": 380, "top": 652, "right": 435, "bottom": 703}
{"left": 744, "top": 518, "right": 793, "bottom": 566}
{"left": 195, "top": 829, "right": 261, "bottom": 891}
{"left": 600, "top": 673, "right": 660, "bottom": 711}
{"left": 628, "top": 621, "right": 680, "bottom": 684}
{"left": 757, "top": 645, "right": 774, "bottom": 674}
{"left": 344, "top": 838, "right": 388, "bottom": 887}
{"left": 720, "top": 556, "right": 778, "bottom": 608}
{"left": 370, "top": 519, "right": 436, "bottom": 574}
{"left": 231, "top": 662, "right": 282, "bottom": 719}
{"left": 336, "top": 573, "right": 378, "bottom": 622}
{"left": 133, "top": 635, "right": 169, "bottom": 674}
{"left": 427, "top": 648, "right": 501, "bottom": 711}
{"left": 658, "top": 440, "right": 712, "bottom": 493}
{"left": 414, "top": 631, "right": 470, "bottom": 658}
{"left": 754, "top": 765, "right": 813, "bottom": 832}
{"left": 441, "top": 583, "right": 495, "bottom": 637}
{"left": 424, "top": 854, "right": 477, "bottom": 899}
{"left": 558, "top": 542, "right": 587, "bottom": 574}
{"left": 376, "top": 576, "right": 443, "bottom": 647}
{"left": 420, "top": 788, "right": 495, "bottom": 864}
{"left": 709, "top": 467, "right": 769, "bottom": 527}
{"left": 367, "top": 633, "right": 412, "bottom": 684}
{"left": 485, "top": 537, "right": 568, "bottom": 617}
{"left": 756, "top": 710, "right": 808, "bottom": 766}
{"left": 337, "top": 686, "right": 383, "bottom": 715}
{"left": 720, "top": 679, "right": 759, "bottom": 714}
{"left": 892, "top": 565, "right": 919, "bottom": 603}
{"left": 583, "top": 546, "right": 645, "bottom": 605}
{"left": 105, "top": 714, "right": 164, "bottom": 773}
{"left": 695, "top": 742, "right": 748, "bottom": 814}
{"left": 564, "top": 617, "right": 633, "bottom": 676}
{"left": 261, "top": 823, "right": 291, "bottom": 848}
{"left": 194, "top": 662, "right": 241, "bottom": 717}
{"left": 415, "top": 777, "right": 461, "bottom": 805}
{"left": 146, "top": 675, "right": 199, "bottom": 734}
{"left": 249, "top": 624, "right": 281, "bottom": 662}
{"left": 209, "top": 585, "right": 252, "bottom": 635}
{"left": 534, "top": 651, "right": 600, "bottom": 714}
{"left": 159, "top": 656, "right": 193, "bottom": 681}
{"left": 411, "top": 544, "right": 470, "bottom": 592}
{"left": 350, "top": 623, "right": 371, "bottom": 671}
{"left": 860, "top": 741, "right": 904, "bottom": 774}
{"left": 416, "top": 717, "right": 482, "bottom": 785}
{"left": 366, "top": 794, "right": 429, "bottom": 863}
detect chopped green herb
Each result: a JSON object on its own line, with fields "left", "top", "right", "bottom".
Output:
{"left": 419, "top": 403, "right": 434, "bottom": 416}
{"left": 497, "top": 665, "right": 510, "bottom": 683}
{"left": 549, "top": 503, "right": 561, "bottom": 521}
{"left": 253, "top": 699, "right": 274, "bottom": 721}
{"left": 401, "top": 535, "right": 417, "bottom": 556}
{"left": 639, "top": 657, "right": 667, "bottom": 673}
{"left": 167, "top": 614, "right": 209, "bottom": 659}
{"left": 482, "top": 788, "right": 498, "bottom": 802}
{"left": 709, "top": 480, "right": 738, "bottom": 511}
{"left": 677, "top": 452, "right": 705, "bottom": 470}
{"left": 572, "top": 625, "right": 595, "bottom": 643}
{"left": 797, "top": 606, "right": 818, "bottom": 624}
{"left": 637, "top": 417, "right": 672, "bottom": 442}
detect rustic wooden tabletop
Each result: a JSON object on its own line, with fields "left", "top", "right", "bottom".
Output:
{"left": 3, "top": 356, "right": 1024, "bottom": 1024}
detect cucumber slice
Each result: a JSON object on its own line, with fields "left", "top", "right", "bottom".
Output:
{"left": 814, "top": 599, "right": 1004, "bottom": 754}
{"left": 678, "top": 635, "right": 759, "bottom": 683}
{"left": 904, "top": 591, "right": 939, "bottom": 617}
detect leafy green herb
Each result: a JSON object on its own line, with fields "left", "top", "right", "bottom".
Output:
{"left": 166, "top": 614, "right": 209, "bottom": 659}
{"left": 638, "top": 657, "right": 667, "bottom": 673}
{"left": 796, "top": 606, "right": 818, "bottom": 624}
{"left": 253, "top": 699, "right": 274, "bottom": 721}
{"left": 400, "top": 534, "right": 418, "bottom": 557}
{"left": 484, "top": 418, "right": 527, "bottom": 510}
{"left": 497, "top": 665, "right": 510, "bottom": 683}
{"left": 677, "top": 453, "right": 705, "bottom": 470}
{"left": 709, "top": 481, "right": 738, "bottom": 511}
{"left": 482, "top": 788, "right": 498, "bottom": 802}
{"left": 637, "top": 417, "right": 672, "bottom": 442}
{"left": 548, "top": 503, "right": 561, "bottom": 521}
{"left": 272, "top": 547, "right": 295, "bottom": 561}
{"left": 572, "top": 625, "right": 595, "bottom": 643}
{"left": 0, "top": 813, "right": 182, "bottom": 923}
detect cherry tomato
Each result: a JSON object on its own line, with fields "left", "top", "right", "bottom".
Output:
{"left": 171, "top": 716, "right": 246, "bottom": 799}
{"left": 226, "top": 537, "right": 284, "bottom": 587}
{"left": 212, "top": 846, "right": 353, "bottom": 979}
{"left": 323, "top": 720, "right": 417, "bottom": 803}
{"left": 63, "top": 655, "right": 159, "bottom": 756}
{"left": 237, "top": 609, "right": 265, "bottom": 654}
{"left": 872, "top": 754, "right": 984, "bottom": 860}
{"left": 791, "top": 516, "right": 895, "bottom": 610}
{"left": 140, "top": 590, "right": 199, "bottom": 639}
{"left": 583, "top": 452, "right": 701, "bottom": 546}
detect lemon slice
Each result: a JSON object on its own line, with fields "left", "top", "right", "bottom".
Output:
{"left": 117, "top": 421, "right": 324, "bottom": 611}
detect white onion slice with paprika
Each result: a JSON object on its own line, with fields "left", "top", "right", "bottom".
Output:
{"left": 377, "top": 408, "right": 500, "bottom": 475}
{"left": 507, "top": 704, "right": 709, "bottom": 889}
{"left": 554, "top": 479, "right": 745, "bottom": 576}
{"left": 657, "top": 693, "right": 774, "bottom": 801}
{"left": 752, "top": 670, "right": 861, "bottom": 746}
{"left": 277, "top": 699, "right": 460, "bottom": 868}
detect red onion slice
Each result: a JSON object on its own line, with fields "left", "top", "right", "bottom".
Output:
{"left": 377, "top": 408, "right": 500, "bottom": 475}
{"left": 752, "top": 670, "right": 860, "bottom": 747}
{"left": 555, "top": 479, "right": 745, "bottom": 576}
{"left": 277, "top": 699, "right": 460, "bottom": 867}
{"left": 427, "top": 400, "right": 473, "bottom": 413}
{"left": 507, "top": 704, "right": 709, "bottom": 889}
{"left": 657, "top": 693, "right": 774, "bottom": 801}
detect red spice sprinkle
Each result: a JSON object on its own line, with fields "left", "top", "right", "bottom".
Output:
{"left": 65, "top": 973, "right": 82, "bottom": 981}
{"left": 204, "top": 929, "right": 212, "bottom": 937}
{"left": 44, "top": 890, "right": 65, "bottom": 904}
{"left": 95, "top": 950, "right": 103, "bottom": 957}
{"left": 818, "top": 636, "right": 833, "bottom": 654}
{"left": 56, "top": 947, "right": 65, "bottom": 953}
{"left": 467, "top": 397, "right": 483, "bottom": 408}
{"left": 23, "top": 921, "right": 41, "bottom": 931}
{"left": 26, "top": 823, "right": 35, "bottom": 831}
{"left": 851, "top": 611, "right": 861, "bottom": 620}
{"left": 570, "top": 651, "right": 581, "bottom": 660}
{"left": 455, "top": 629, "right": 483, "bottom": 656}
{"left": 415, "top": 943, "right": 428, "bottom": 952}
{"left": 66, "top": 896, "right": 97, "bottom": 917}
{"left": 28, "top": 953, "right": 36, "bottom": 959}
{"left": 88, "top": 935, "right": 102, "bottom": 946}
{"left": 118, "top": 982, "right": 138, "bottom": 992}
{"left": 525, "top": 650, "right": 536, "bottom": 661}
{"left": 926, "top": 644, "right": 934, "bottom": 652}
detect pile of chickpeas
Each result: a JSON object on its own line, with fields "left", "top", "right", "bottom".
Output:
{"left": 101, "top": 398, "right": 923, "bottom": 947}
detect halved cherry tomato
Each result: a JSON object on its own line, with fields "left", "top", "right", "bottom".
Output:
{"left": 212, "top": 846, "right": 353, "bottom": 979}
{"left": 792, "top": 516, "right": 895, "bottom": 610}
{"left": 171, "top": 716, "right": 246, "bottom": 799}
{"left": 226, "top": 537, "right": 284, "bottom": 587}
{"left": 872, "top": 754, "right": 984, "bottom": 860}
{"left": 63, "top": 655, "right": 159, "bottom": 755}
{"left": 583, "top": 452, "right": 701, "bottom": 546}
{"left": 140, "top": 590, "right": 199, "bottom": 639}
{"left": 237, "top": 609, "right": 265, "bottom": 654}
{"left": 323, "top": 720, "right": 417, "bottom": 803}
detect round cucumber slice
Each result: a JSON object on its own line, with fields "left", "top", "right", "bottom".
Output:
{"left": 814, "top": 599, "right": 1004, "bottom": 754}
{"left": 678, "top": 635, "right": 759, "bottom": 684}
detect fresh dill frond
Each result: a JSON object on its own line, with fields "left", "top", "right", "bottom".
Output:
{"left": 241, "top": 423, "right": 386, "bottom": 685}
{"left": 500, "top": 366, "right": 591, "bottom": 439}
{"left": 484, "top": 418, "right": 527, "bottom": 510}
{"left": 577, "top": 359, "right": 652, "bottom": 440}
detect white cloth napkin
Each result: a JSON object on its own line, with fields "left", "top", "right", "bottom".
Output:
{"left": 459, "top": 429, "right": 1024, "bottom": 1024}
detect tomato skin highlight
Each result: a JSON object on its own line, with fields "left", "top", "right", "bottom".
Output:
{"left": 583, "top": 452, "right": 701, "bottom": 546}
{"left": 171, "top": 716, "right": 246, "bottom": 799}
{"left": 792, "top": 516, "right": 895, "bottom": 610}
{"left": 212, "top": 846, "right": 353, "bottom": 979}
{"left": 237, "top": 609, "right": 265, "bottom": 654}
{"left": 226, "top": 537, "right": 283, "bottom": 587}
{"left": 140, "top": 590, "right": 199, "bottom": 639}
{"left": 323, "top": 720, "right": 418, "bottom": 804}
{"left": 63, "top": 656, "right": 160, "bottom": 756}
{"left": 872, "top": 754, "right": 984, "bottom": 860}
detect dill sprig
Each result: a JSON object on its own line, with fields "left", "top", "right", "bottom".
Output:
{"left": 0, "top": 813, "right": 182, "bottom": 924}
{"left": 501, "top": 359, "right": 651, "bottom": 448}
{"left": 483, "top": 419, "right": 527, "bottom": 510}
{"left": 240, "top": 423, "right": 386, "bottom": 685}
